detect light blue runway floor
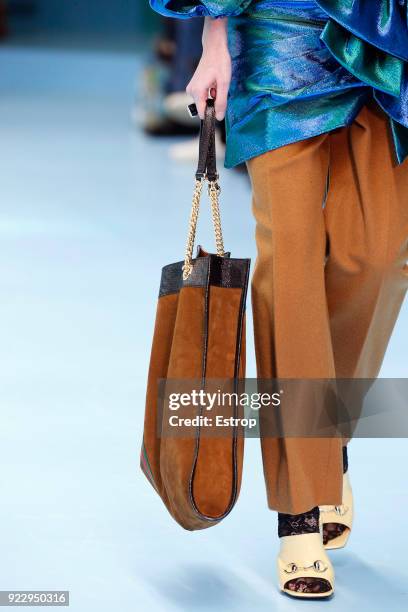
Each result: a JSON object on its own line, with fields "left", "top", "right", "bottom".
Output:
{"left": 0, "top": 45, "right": 407, "bottom": 612}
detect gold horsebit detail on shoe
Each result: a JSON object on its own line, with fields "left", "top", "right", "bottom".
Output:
{"left": 284, "top": 560, "right": 328, "bottom": 574}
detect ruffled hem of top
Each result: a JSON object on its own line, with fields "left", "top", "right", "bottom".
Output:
{"left": 316, "top": 0, "right": 408, "bottom": 61}
{"left": 149, "top": 0, "right": 252, "bottom": 19}
{"left": 316, "top": 0, "right": 408, "bottom": 163}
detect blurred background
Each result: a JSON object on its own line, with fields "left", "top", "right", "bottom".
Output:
{"left": 0, "top": 3, "right": 407, "bottom": 612}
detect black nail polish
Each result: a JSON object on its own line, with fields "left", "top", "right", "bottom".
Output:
{"left": 187, "top": 103, "right": 198, "bottom": 118}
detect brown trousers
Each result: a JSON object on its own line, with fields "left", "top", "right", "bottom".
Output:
{"left": 246, "top": 102, "right": 408, "bottom": 514}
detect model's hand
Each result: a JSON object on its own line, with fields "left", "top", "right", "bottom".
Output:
{"left": 186, "top": 17, "right": 231, "bottom": 121}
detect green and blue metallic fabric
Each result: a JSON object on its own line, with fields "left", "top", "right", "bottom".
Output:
{"left": 149, "top": 1, "right": 408, "bottom": 166}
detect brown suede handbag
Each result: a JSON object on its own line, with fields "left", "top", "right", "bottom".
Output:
{"left": 140, "top": 100, "right": 250, "bottom": 530}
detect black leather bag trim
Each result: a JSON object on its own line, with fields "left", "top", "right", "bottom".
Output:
{"left": 159, "top": 254, "right": 251, "bottom": 298}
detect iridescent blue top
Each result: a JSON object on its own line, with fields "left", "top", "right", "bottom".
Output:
{"left": 149, "top": 1, "right": 408, "bottom": 167}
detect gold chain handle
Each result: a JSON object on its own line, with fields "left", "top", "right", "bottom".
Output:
{"left": 208, "top": 180, "right": 225, "bottom": 258}
{"left": 182, "top": 177, "right": 226, "bottom": 281}
{"left": 182, "top": 179, "right": 204, "bottom": 280}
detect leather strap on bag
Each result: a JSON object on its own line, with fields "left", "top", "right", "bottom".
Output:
{"left": 183, "top": 99, "right": 225, "bottom": 280}
{"left": 196, "top": 98, "right": 218, "bottom": 182}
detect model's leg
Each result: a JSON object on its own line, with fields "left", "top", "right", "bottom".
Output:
{"left": 325, "top": 102, "right": 408, "bottom": 380}
{"left": 247, "top": 136, "right": 342, "bottom": 595}
{"left": 322, "top": 102, "right": 408, "bottom": 543}
{"left": 247, "top": 135, "right": 343, "bottom": 516}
